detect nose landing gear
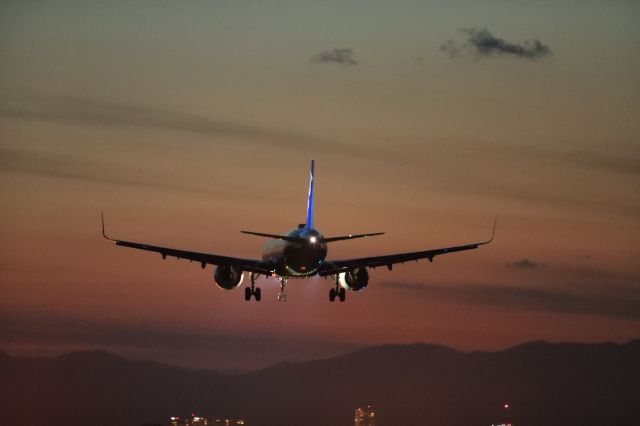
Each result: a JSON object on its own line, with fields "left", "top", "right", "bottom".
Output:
{"left": 244, "top": 273, "right": 261, "bottom": 301}
{"left": 277, "top": 277, "right": 288, "bottom": 302}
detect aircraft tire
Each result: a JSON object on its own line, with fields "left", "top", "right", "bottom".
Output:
{"left": 244, "top": 287, "right": 252, "bottom": 301}
{"left": 338, "top": 288, "right": 346, "bottom": 302}
{"left": 254, "top": 287, "right": 261, "bottom": 301}
{"left": 329, "top": 288, "right": 336, "bottom": 302}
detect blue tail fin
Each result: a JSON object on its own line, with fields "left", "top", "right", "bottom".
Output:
{"left": 306, "top": 159, "right": 315, "bottom": 229}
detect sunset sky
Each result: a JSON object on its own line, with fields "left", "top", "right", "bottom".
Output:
{"left": 1, "top": 0, "right": 639, "bottom": 371}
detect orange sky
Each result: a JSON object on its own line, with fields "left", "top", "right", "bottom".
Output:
{"left": 1, "top": 1, "right": 639, "bottom": 370}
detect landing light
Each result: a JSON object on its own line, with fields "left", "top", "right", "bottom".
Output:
{"left": 309, "top": 236, "right": 317, "bottom": 243}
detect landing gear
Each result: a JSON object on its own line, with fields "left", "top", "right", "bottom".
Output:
{"left": 329, "top": 277, "right": 346, "bottom": 302}
{"left": 277, "top": 277, "right": 287, "bottom": 302}
{"left": 245, "top": 273, "right": 261, "bottom": 301}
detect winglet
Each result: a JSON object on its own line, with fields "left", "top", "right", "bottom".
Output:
{"left": 482, "top": 215, "right": 497, "bottom": 245}
{"left": 305, "top": 159, "right": 315, "bottom": 229}
{"left": 101, "top": 212, "right": 115, "bottom": 242}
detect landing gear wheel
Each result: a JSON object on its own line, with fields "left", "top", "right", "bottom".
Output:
{"left": 338, "top": 287, "right": 346, "bottom": 302}
{"left": 329, "top": 288, "right": 336, "bottom": 302}
{"left": 245, "top": 273, "right": 260, "bottom": 302}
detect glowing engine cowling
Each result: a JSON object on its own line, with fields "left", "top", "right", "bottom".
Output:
{"left": 338, "top": 267, "right": 369, "bottom": 291}
{"left": 214, "top": 265, "right": 244, "bottom": 290}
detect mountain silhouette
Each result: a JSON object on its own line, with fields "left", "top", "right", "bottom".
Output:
{"left": 1, "top": 340, "right": 638, "bottom": 426}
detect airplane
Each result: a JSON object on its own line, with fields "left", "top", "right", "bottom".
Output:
{"left": 102, "top": 159, "right": 495, "bottom": 302}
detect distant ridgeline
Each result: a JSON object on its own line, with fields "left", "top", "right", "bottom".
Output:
{"left": 1, "top": 340, "right": 639, "bottom": 426}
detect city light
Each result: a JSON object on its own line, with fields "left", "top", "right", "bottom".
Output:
{"left": 354, "top": 405, "right": 376, "bottom": 426}
{"left": 166, "top": 414, "right": 245, "bottom": 425}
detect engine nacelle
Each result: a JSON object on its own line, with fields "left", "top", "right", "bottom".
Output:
{"left": 338, "top": 267, "right": 369, "bottom": 291}
{"left": 214, "top": 265, "right": 244, "bottom": 290}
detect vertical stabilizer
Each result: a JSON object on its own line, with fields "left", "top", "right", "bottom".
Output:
{"left": 306, "top": 159, "right": 315, "bottom": 229}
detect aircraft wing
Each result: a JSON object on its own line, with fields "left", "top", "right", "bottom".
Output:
{"left": 102, "top": 215, "right": 272, "bottom": 275}
{"left": 319, "top": 219, "right": 496, "bottom": 276}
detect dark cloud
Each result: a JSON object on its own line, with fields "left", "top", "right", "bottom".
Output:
{"left": 310, "top": 48, "right": 358, "bottom": 66}
{"left": 381, "top": 282, "right": 640, "bottom": 320}
{"left": 441, "top": 28, "right": 552, "bottom": 60}
{"left": 507, "top": 259, "right": 541, "bottom": 270}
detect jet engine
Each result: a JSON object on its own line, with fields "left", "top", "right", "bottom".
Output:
{"left": 338, "top": 267, "right": 369, "bottom": 291}
{"left": 214, "top": 265, "right": 244, "bottom": 290}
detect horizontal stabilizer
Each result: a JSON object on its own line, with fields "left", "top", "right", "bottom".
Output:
{"left": 324, "top": 232, "right": 385, "bottom": 243}
{"left": 241, "top": 230, "right": 305, "bottom": 243}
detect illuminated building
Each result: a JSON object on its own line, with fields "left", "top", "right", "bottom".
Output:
{"left": 354, "top": 405, "right": 376, "bottom": 426}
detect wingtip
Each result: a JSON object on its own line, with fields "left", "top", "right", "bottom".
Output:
{"left": 101, "top": 212, "right": 114, "bottom": 241}
{"left": 488, "top": 215, "right": 497, "bottom": 243}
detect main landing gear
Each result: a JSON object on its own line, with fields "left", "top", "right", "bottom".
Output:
{"left": 277, "top": 277, "right": 288, "bottom": 302}
{"left": 329, "top": 277, "right": 346, "bottom": 302}
{"left": 245, "top": 274, "right": 287, "bottom": 302}
{"left": 245, "top": 273, "right": 261, "bottom": 301}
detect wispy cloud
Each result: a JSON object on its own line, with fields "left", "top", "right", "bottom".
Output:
{"left": 498, "top": 145, "right": 640, "bottom": 177}
{"left": 0, "top": 94, "right": 398, "bottom": 165}
{"left": 310, "top": 48, "right": 358, "bottom": 66}
{"left": 0, "top": 147, "right": 233, "bottom": 196}
{"left": 441, "top": 28, "right": 552, "bottom": 60}
{"left": 546, "top": 149, "right": 640, "bottom": 175}
{"left": 2, "top": 94, "right": 636, "bottom": 218}
{"left": 381, "top": 282, "right": 640, "bottom": 320}
{"left": 0, "top": 94, "right": 323, "bottom": 148}
{"left": 507, "top": 259, "right": 541, "bottom": 270}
